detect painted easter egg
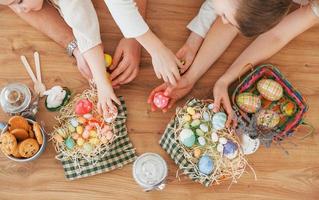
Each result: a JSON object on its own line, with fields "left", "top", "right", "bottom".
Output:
{"left": 179, "top": 128, "right": 196, "bottom": 148}
{"left": 198, "top": 136, "right": 206, "bottom": 146}
{"left": 153, "top": 92, "right": 169, "bottom": 109}
{"left": 83, "top": 143, "right": 93, "bottom": 154}
{"left": 70, "top": 117, "right": 79, "bottom": 127}
{"left": 183, "top": 114, "right": 191, "bottom": 122}
{"left": 223, "top": 140, "right": 238, "bottom": 160}
{"left": 75, "top": 99, "right": 93, "bottom": 115}
{"left": 68, "top": 125, "right": 76, "bottom": 133}
{"left": 202, "top": 111, "right": 210, "bottom": 121}
{"left": 77, "top": 117, "right": 86, "bottom": 124}
{"left": 281, "top": 101, "right": 296, "bottom": 116}
{"left": 256, "top": 109, "right": 280, "bottom": 129}
{"left": 194, "top": 148, "right": 201, "bottom": 158}
{"left": 211, "top": 132, "right": 219, "bottom": 142}
{"left": 198, "top": 155, "right": 214, "bottom": 175}
{"left": 236, "top": 93, "right": 261, "bottom": 113}
{"left": 65, "top": 137, "right": 76, "bottom": 150}
{"left": 257, "top": 79, "right": 283, "bottom": 101}
{"left": 186, "top": 107, "right": 196, "bottom": 116}
{"left": 212, "top": 112, "right": 227, "bottom": 130}
{"left": 217, "top": 143, "right": 223, "bottom": 153}
{"left": 82, "top": 130, "right": 90, "bottom": 139}
{"left": 104, "top": 53, "right": 112, "bottom": 68}
{"left": 219, "top": 137, "right": 227, "bottom": 145}
{"left": 192, "top": 113, "right": 201, "bottom": 120}
{"left": 76, "top": 126, "right": 84, "bottom": 134}
{"left": 200, "top": 124, "right": 209, "bottom": 132}
{"left": 104, "top": 106, "right": 118, "bottom": 123}
{"left": 191, "top": 119, "right": 201, "bottom": 128}
{"left": 208, "top": 103, "right": 214, "bottom": 110}
{"left": 77, "top": 138, "right": 85, "bottom": 146}
{"left": 89, "top": 138, "right": 99, "bottom": 145}
{"left": 195, "top": 129, "right": 204, "bottom": 136}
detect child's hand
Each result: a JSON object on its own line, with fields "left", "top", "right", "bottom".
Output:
{"left": 147, "top": 77, "right": 194, "bottom": 112}
{"left": 213, "top": 77, "right": 237, "bottom": 128}
{"left": 73, "top": 48, "right": 92, "bottom": 80}
{"left": 110, "top": 38, "right": 141, "bottom": 87}
{"left": 96, "top": 82, "right": 120, "bottom": 117}
{"left": 151, "top": 45, "right": 183, "bottom": 86}
{"left": 176, "top": 32, "right": 204, "bottom": 74}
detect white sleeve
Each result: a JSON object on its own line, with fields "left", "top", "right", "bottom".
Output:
{"left": 104, "top": 0, "right": 149, "bottom": 38}
{"left": 58, "top": 0, "right": 102, "bottom": 53}
{"left": 187, "top": 0, "right": 217, "bottom": 38}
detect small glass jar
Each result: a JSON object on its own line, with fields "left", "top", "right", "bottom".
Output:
{"left": 0, "top": 83, "right": 31, "bottom": 114}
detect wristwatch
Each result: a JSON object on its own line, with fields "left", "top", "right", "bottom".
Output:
{"left": 66, "top": 39, "right": 78, "bottom": 57}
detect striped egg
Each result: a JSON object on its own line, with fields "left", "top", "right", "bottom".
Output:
{"left": 257, "top": 79, "right": 283, "bottom": 101}
{"left": 236, "top": 92, "right": 261, "bottom": 113}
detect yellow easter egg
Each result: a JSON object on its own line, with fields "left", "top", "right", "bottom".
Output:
{"left": 183, "top": 114, "right": 191, "bottom": 122}
{"left": 257, "top": 79, "right": 283, "bottom": 101}
{"left": 76, "top": 126, "right": 84, "bottom": 134}
{"left": 77, "top": 138, "right": 85, "bottom": 146}
{"left": 186, "top": 107, "right": 196, "bottom": 116}
{"left": 89, "top": 138, "right": 100, "bottom": 145}
{"left": 89, "top": 130, "right": 97, "bottom": 138}
{"left": 194, "top": 148, "right": 201, "bottom": 158}
{"left": 77, "top": 117, "right": 86, "bottom": 124}
{"left": 104, "top": 54, "right": 112, "bottom": 68}
{"left": 236, "top": 92, "right": 261, "bottom": 113}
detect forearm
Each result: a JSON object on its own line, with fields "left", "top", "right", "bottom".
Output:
{"left": 185, "top": 18, "right": 238, "bottom": 84}
{"left": 82, "top": 45, "right": 109, "bottom": 85}
{"left": 221, "top": 6, "right": 319, "bottom": 84}
{"left": 9, "top": 1, "right": 74, "bottom": 48}
{"left": 136, "top": 29, "right": 164, "bottom": 56}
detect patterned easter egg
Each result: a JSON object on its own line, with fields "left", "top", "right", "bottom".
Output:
{"left": 236, "top": 92, "right": 261, "bottom": 113}
{"left": 212, "top": 112, "right": 227, "bottom": 130}
{"left": 257, "top": 79, "right": 283, "bottom": 101}
{"left": 223, "top": 140, "right": 238, "bottom": 160}
{"left": 256, "top": 109, "right": 280, "bottom": 129}
{"left": 153, "top": 92, "right": 169, "bottom": 109}
{"left": 281, "top": 101, "right": 296, "bottom": 116}
{"left": 179, "top": 128, "right": 196, "bottom": 147}
{"left": 198, "top": 155, "right": 214, "bottom": 175}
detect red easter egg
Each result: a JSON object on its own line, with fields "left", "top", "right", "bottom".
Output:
{"left": 75, "top": 99, "right": 93, "bottom": 115}
{"left": 153, "top": 92, "right": 170, "bottom": 109}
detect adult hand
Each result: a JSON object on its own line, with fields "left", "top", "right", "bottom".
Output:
{"left": 110, "top": 38, "right": 141, "bottom": 87}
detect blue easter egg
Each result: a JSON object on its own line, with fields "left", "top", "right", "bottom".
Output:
{"left": 179, "top": 128, "right": 196, "bottom": 147}
{"left": 212, "top": 112, "right": 227, "bottom": 130}
{"left": 70, "top": 118, "right": 79, "bottom": 127}
{"left": 65, "top": 137, "right": 75, "bottom": 150}
{"left": 198, "top": 155, "right": 214, "bottom": 175}
{"left": 223, "top": 140, "right": 238, "bottom": 159}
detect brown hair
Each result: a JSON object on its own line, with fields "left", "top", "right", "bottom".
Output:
{"left": 236, "top": 0, "right": 293, "bottom": 37}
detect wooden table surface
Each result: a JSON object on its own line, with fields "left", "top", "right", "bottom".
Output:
{"left": 0, "top": 1, "right": 318, "bottom": 199}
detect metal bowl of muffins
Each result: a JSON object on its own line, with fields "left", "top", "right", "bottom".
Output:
{"left": 0, "top": 116, "right": 46, "bottom": 162}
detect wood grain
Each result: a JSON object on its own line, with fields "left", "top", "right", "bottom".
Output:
{"left": 0, "top": 0, "right": 318, "bottom": 199}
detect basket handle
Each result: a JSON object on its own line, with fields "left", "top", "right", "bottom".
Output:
{"left": 238, "top": 63, "right": 254, "bottom": 82}
{"left": 296, "top": 121, "right": 316, "bottom": 140}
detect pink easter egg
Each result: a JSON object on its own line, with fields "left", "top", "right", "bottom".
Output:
{"left": 82, "top": 130, "right": 90, "bottom": 139}
{"left": 153, "top": 92, "right": 169, "bottom": 109}
{"left": 75, "top": 99, "right": 93, "bottom": 115}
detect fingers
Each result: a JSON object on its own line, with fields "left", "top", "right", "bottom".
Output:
{"left": 110, "top": 45, "right": 123, "bottom": 71}
{"left": 147, "top": 84, "right": 167, "bottom": 104}
{"left": 112, "top": 62, "right": 134, "bottom": 86}
{"left": 111, "top": 94, "right": 121, "bottom": 105}
{"left": 120, "top": 68, "right": 139, "bottom": 85}
{"left": 110, "top": 58, "right": 129, "bottom": 81}
{"left": 213, "top": 97, "right": 221, "bottom": 113}
{"left": 164, "top": 85, "right": 175, "bottom": 96}
{"left": 222, "top": 96, "right": 236, "bottom": 128}
{"left": 97, "top": 102, "right": 103, "bottom": 115}
{"left": 164, "top": 98, "right": 177, "bottom": 112}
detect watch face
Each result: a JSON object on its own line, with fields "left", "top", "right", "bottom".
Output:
{"left": 240, "top": 134, "right": 260, "bottom": 155}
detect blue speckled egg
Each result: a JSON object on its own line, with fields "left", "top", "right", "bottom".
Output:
{"left": 70, "top": 117, "right": 79, "bottom": 127}
{"left": 212, "top": 112, "right": 227, "bottom": 130}
{"left": 65, "top": 137, "right": 75, "bottom": 150}
{"left": 223, "top": 140, "right": 238, "bottom": 159}
{"left": 198, "top": 155, "right": 214, "bottom": 175}
{"left": 179, "top": 128, "right": 196, "bottom": 148}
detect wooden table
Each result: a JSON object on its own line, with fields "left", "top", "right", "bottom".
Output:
{"left": 0, "top": 1, "right": 318, "bottom": 199}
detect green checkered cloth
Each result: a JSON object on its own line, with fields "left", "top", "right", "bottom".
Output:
{"left": 159, "top": 98, "right": 213, "bottom": 187}
{"left": 60, "top": 97, "right": 137, "bottom": 180}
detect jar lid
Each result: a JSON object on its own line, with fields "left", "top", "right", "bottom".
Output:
{"left": 0, "top": 83, "right": 31, "bottom": 114}
{"left": 133, "top": 153, "right": 168, "bottom": 189}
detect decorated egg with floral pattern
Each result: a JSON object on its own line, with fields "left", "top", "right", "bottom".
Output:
{"left": 236, "top": 92, "right": 261, "bottom": 113}
{"left": 256, "top": 109, "right": 280, "bottom": 129}
{"left": 257, "top": 79, "right": 283, "bottom": 101}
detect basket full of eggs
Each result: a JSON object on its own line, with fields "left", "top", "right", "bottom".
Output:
{"left": 160, "top": 98, "right": 255, "bottom": 187}
{"left": 232, "top": 64, "right": 310, "bottom": 147}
